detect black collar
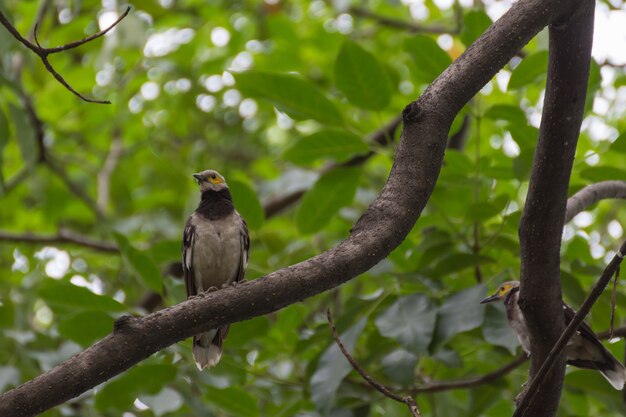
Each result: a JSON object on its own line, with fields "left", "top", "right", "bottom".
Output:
{"left": 195, "top": 189, "right": 234, "bottom": 220}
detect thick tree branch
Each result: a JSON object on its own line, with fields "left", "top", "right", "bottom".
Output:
{"left": 0, "top": 7, "right": 130, "bottom": 103}
{"left": 517, "top": 2, "right": 595, "bottom": 416}
{"left": 514, "top": 240, "right": 626, "bottom": 417}
{"left": 0, "top": 0, "right": 575, "bottom": 415}
{"left": 565, "top": 180, "right": 626, "bottom": 223}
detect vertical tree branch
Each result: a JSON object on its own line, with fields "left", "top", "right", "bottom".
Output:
{"left": 517, "top": 2, "right": 595, "bottom": 417}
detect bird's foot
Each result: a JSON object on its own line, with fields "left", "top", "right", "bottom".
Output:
{"left": 206, "top": 286, "right": 219, "bottom": 293}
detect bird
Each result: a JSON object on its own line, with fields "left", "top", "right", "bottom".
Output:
{"left": 182, "top": 169, "right": 249, "bottom": 369}
{"left": 481, "top": 281, "right": 626, "bottom": 390}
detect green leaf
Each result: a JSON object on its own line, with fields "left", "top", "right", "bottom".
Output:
{"left": 508, "top": 51, "right": 549, "bottom": 90}
{"left": 113, "top": 232, "right": 163, "bottom": 293}
{"left": 482, "top": 303, "right": 519, "bottom": 354}
{"left": 404, "top": 35, "right": 451, "bottom": 84}
{"left": 295, "top": 166, "right": 361, "bottom": 234}
{"left": 580, "top": 166, "right": 626, "bottom": 182}
{"left": 229, "top": 178, "right": 264, "bottom": 230}
{"left": 609, "top": 131, "right": 626, "bottom": 153}
{"left": 513, "top": 147, "right": 534, "bottom": 181}
{"left": 139, "top": 388, "right": 183, "bottom": 417}
{"left": 283, "top": 128, "right": 369, "bottom": 166}
{"left": 375, "top": 294, "right": 437, "bottom": 354}
{"left": 466, "top": 195, "right": 510, "bottom": 221}
{"left": 0, "top": 366, "right": 19, "bottom": 393}
{"left": 468, "top": 385, "right": 502, "bottom": 417}
{"left": 433, "top": 284, "right": 485, "bottom": 345}
{"left": 0, "top": 105, "right": 9, "bottom": 151}
{"left": 380, "top": 349, "right": 418, "bottom": 386}
{"left": 205, "top": 386, "right": 260, "bottom": 417}
{"left": 38, "top": 280, "right": 125, "bottom": 312}
{"left": 235, "top": 71, "right": 343, "bottom": 125}
{"left": 57, "top": 311, "right": 113, "bottom": 346}
{"left": 310, "top": 319, "right": 366, "bottom": 413}
{"left": 433, "top": 253, "right": 495, "bottom": 275}
{"left": 484, "top": 104, "right": 527, "bottom": 127}
{"left": 460, "top": 10, "right": 492, "bottom": 46}
{"left": 95, "top": 364, "right": 177, "bottom": 411}
{"left": 8, "top": 103, "right": 37, "bottom": 168}
{"left": 334, "top": 40, "right": 392, "bottom": 110}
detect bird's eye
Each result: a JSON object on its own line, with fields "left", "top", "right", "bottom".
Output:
{"left": 211, "top": 174, "right": 216, "bottom": 179}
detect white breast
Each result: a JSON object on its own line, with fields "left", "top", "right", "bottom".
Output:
{"left": 190, "top": 212, "right": 243, "bottom": 292}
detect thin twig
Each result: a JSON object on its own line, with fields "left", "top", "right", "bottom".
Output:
{"left": 46, "top": 158, "right": 105, "bottom": 218}
{"left": 326, "top": 310, "right": 421, "bottom": 417}
{"left": 410, "top": 355, "right": 527, "bottom": 394}
{"left": 0, "top": 230, "right": 118, "bottom": 253}
{"left": 349, "top": 6, "right": 457, "bottom": 34}
{"left": 514, "top": 240, "right": 626, "bottom": 417}
{"left": 0, "top": 7, "right": 131, "bottom": 103}
{"left": 97, "top": 132, "right": 124, "bottom": 213}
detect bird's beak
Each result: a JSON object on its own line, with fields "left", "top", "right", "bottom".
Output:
{"left": 480, "top": 293, "right": 499, "bottom": 304}
{"left": 193, "top": 173, "right": 205, "bottom": 183}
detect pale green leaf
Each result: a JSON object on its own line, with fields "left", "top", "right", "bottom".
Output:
{"left": 38, "top": 280, "right": 125, "bottom": 312}
{"left": 460, "top": 10, "right": 492, "bottom": 46}
{"left": 404, "top": 35, "right": 452, "bottom": 84}
{"left": 375, "top": 294, "right": 437, "bottom": 354}
{"left": 8, "top": 103, "right": 37, "bottom": 167}
{"left": 433, "top": 284, "right": 486, "bottom": 345}
{"left": 609, "top": 131, "right": 626, "bottom": 153}
{"left": 57, "top": 311, "right": 113, "bottom": 346}
{"left": 482, "top": 303, "right": 519, "bottom": 354}
{"left": 235, "top": 71, "right": 343, "bottom": 125}
{"left": 113, "top": 232, "right": 163, "bottom": 293}
{"left": 295, "top": 166, "right": 361, "bottom": 234}
{"left": 334, "top": 40, "right": 392, "bottom": 110}
{"left": 508, "top": 51, "right": 549, "bottom": 90}
{"left": 95, "top": 364, "right": 177, "bottom": 411}
{"left": 229, "top": 178, "right": 264, "bottom": 230}
{"left": 310, "top": 319, "right": 366, "bottom": 413}
{"left": 283, "top": 129, "right": 369, "bottom": 166}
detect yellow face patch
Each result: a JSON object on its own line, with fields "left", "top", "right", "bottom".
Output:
{"left": 498, "top": 284, "right": 511, "bottom": 296}
{"left": 208, "top": 175, "right": 223, "bottom": 184}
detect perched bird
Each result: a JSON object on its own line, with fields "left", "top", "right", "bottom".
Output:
{"left": 182, "top": 169, "right": 249, "bottom": 369}
{"left": 481, "top": 281, "right": 626, "bottom": 389}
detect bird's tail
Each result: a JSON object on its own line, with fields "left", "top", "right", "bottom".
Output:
{"left": 192, "top": 326, "right": 230, "bottom": 370}
{"left": 598, "top": 355, "right": 626, "bottom": 390}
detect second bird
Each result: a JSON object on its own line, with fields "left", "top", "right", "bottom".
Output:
{"left": 182, "top": 170, "right": 249, "bottom": 369}
{"left": 482, "top": 281, "right": 626, "bottom": 389}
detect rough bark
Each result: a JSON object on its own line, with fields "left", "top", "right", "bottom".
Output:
{"left": 517, "top": 2, "right": 595, "bottom": 416}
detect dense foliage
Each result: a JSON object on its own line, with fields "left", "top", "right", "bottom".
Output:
{"left": 0, "top": 0, "right": 625, "bottom": 416}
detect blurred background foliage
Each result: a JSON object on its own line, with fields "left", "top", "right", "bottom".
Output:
{"left": 0, "top": 0, "right": 625, "bottom": 416}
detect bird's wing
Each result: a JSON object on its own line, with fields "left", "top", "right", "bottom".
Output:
{"left": 182, "top": 221, "right": 197, "bottom": 297}
{"left": 562, "top": 302, "right": 605, "bottom": 349}
{"left": 235, "top": 214, "right": 250, "bottom": 283}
